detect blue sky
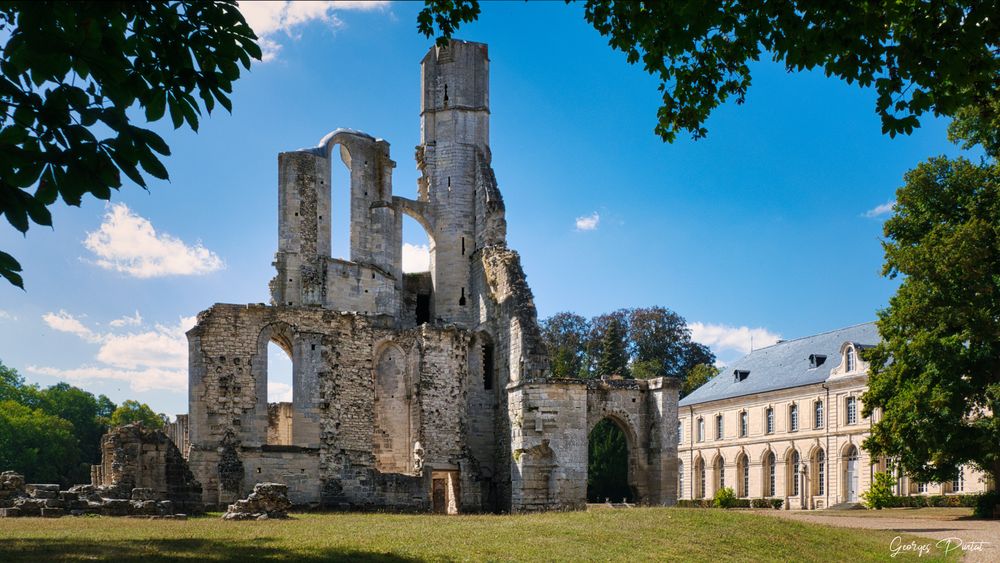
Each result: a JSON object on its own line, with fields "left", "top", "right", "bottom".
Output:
{"left": 0, "top": 2, "right": 974, "bottom": 417}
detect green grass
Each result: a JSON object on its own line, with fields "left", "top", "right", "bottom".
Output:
{"left": 0, "top": 507, "right": 957, "bottom": 562}
{"left": 815, "top": 507, "right": 975, "bottom": 520}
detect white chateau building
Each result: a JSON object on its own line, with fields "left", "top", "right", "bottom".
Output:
{"left": 677, "top": 323, "right": 992, "bottom": 508}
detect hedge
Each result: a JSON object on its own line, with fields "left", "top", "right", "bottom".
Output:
{"left": 676, "top": 498, "right": 781, "bottom": 509}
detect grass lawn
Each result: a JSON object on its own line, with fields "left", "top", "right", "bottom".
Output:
{"left": 810, "top": 507, "right": 976, "bottom": 520}
{"left": 0, "top": 507, "right": 959, "bottom": 562}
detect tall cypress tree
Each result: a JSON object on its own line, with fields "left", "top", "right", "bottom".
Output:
{"left": 597, "top": 318, "right": 628, "bottom": 377}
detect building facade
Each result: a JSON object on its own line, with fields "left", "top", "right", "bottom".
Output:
{"left": 677, "top": 323, "right": 992, "bottom": 508}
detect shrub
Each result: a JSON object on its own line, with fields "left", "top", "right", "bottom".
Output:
{"left": 676, "top": 499, "right": 712, "bottom": 508}
{"left": 863, "top": 471, "right": 895, "bottom": 509}
{"left": 713, "top": 487, "right": 737, "bottom": 509}
{"left": 750, "top": 498, "right": 771, "bottom": 509}
{"left": 974, "top": 491, "right": 1000, "bottom": 519}
{"left": 770, "top": 498, "right": 783, "bottom": 510}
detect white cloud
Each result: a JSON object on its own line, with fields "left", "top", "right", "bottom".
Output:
{"left": 26, "top": 365, "right": 186, "bottom": 394}
{"left": 575, "top": 212, "right": 600, "bottom": 231}
{"left": 30, "top": 313, "right": 195, "bottom": 393}
{"left": 864, "top": 200, "right": 896, "bottom": 218}
{"left": 690, "top": 322, "right": 782, "bottom": 356}
{"left": 109, "top": 310, "right": 143, "bottom": 328}
{"left": 268, "top": 382, "right": 293, "bottom": 403}
{"left": 402, "top": 243, "right": 430, "bottom": 273}
{"left": 239, "top": 1, "right": 389, "bottom": 62}
{"left": 83, "top": 203, "right": 224, "bottom": 278}
{"left": 0, "top": 309, "right": 16, "bottom": 321}
{"left": 43, "top": 310, "right": 102, "bottom": 343}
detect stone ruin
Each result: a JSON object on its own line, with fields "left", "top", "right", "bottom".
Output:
{"left": 222, "top": 482, "right": 292, "bottom": 520}
{"left": 183, "top": 39, "right": 681, "bottom": 513}
{"left": 0, "top": 423, "right": 203, "bottom": 519}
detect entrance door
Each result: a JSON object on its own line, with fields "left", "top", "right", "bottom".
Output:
{"left": 846, "top": 449, "right": 859, "bottom": 502}
{"left": 432, "top": 478, "right": 447, "bottom": 514}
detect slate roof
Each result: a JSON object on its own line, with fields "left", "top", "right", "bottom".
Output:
{"left": 679, "top": 322, "right": 880, "bottom": 407}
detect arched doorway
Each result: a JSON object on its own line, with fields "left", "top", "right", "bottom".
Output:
{"left": 587, "top": 418, "right": 634, "bottom": 503}
{"left": 844, "top": 445, "right": 859, "bottom": 502}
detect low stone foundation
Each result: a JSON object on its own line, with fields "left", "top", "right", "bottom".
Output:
{"left": 0, "top": 471, "right": 187, "bottom": 518}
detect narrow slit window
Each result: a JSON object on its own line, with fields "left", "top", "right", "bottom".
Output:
{"left": 459, "top": 287, "right": 467, "bottom": 306}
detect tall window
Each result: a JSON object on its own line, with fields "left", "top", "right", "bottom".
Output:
{"left": 765, "top": 452, "right": 776, "bottom": 496}
{"left": 677, "top": 420, "right": 683, "bottom": 444}
{"left": 678, "top": 461, "right": 684, "bottom": 497}
{"left": 765, "top": 407, "right": 775, "bottom": 434}
{"left": 715, "top": 414, "right": 723, "bottom": 440}
{"left": 699, "top": 459, "right": 706, "bottom": 498}
{"left": 917, "top": 481, "right": 927, "bottom": 494}
{"left": 789, "top": 404, "right": 799, "bottom": 432}
{"left": 846, "top": 397, "right": 858, "bottom": 425}
{"left": 697, "top": 418, "right": 705, "bottom": 442}
{"left": 846, "top": 346, "right": 856, "bottom": 372}
{"left": 716, "top": 457, "right": 726, "bottom": 490}
{"left": 790, "top": 450, "right": 800, "bottom": 496}
{"left": 952, "top": 467, "right": 964, "bottom": 493}
{"left": 815, "top": 400, "right": 824, "bottom": 429}
{"left": 740, "top": 455, "right": 749, "bottom": 497}
{"left": 817, "top": 449, "right": 826, "bottom": 496}
{"left": 739, "top": 411, "right": 748, "bottom": 437}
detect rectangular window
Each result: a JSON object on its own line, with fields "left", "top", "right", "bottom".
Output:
{"left": 715, "top": 414, "right": 723, "bottom": 440}
{"left": 917, "top": 482, "right": 927, "bottom": 494}
{"left": 739, "top": 411, "right": 748, "bottom": 437}
{"left": 846, "top": 397, "right": 858, "bottom": 425}
{"left": 790, "top": 404, "right": 799, "bottom": 432}
{"left": 952, "top": 468, "right": 964, "bottom": 492}
{"left": 697, "top": 418, "right": 705, "bottom": 442}
{"left": 766, "top": 408, "right": 774, "bottom": 434}
{"left": 677, "top": 420, "right": 683, "bottom": 444}
{"left": 815, "top": 400, "right": 824, "bottom": 429}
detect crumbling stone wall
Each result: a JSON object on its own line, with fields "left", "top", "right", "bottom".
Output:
{"left": 185, "top": 39, "right": 679, "bottom": 514}
{"left": 508, "top": 377, "right": 680, "bottom": 512}
{"left": 91, "top": 423, "right": 203, "bottom": 513}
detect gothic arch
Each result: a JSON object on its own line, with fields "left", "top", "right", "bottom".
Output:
{"left": 372, "top": 341, "right": 414, "bottom": 474}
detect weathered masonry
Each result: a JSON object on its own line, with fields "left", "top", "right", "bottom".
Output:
{"left": 185, "top": 40, "right": 679, "bottom": 512}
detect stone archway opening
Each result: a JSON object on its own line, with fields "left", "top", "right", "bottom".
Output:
{"left": 266, "top": 339, "right": 294, "bottom": 446}
{"left": 587, "top": 418, "right": 635, "bottom": 503}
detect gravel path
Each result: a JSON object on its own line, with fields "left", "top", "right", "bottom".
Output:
{"left": 752, "top": 510, "right": 999, "bottom": 562}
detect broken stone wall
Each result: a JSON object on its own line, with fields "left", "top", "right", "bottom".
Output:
{"left": 187, "top": 304, "right": 487, "bottom": 510}
{"left": 91, "top": 423, "right": 203, "bottom": 513}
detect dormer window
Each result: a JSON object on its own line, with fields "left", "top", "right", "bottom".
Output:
{"left": 809, "top": 354, "right": 827, "bottom": 368}
{"left": 734, "top": 369, "right": 750, "bottom": 382}
{"left": 846, "top": 346, "right": 856, "bottom": 372}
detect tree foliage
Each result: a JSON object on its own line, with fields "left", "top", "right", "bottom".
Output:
{"left": 109, "top": 399, "right": 166, "bottom": 430}
{"left": 682, "top": 363, "right": 720, "bottom": 399}
{"left": 540, "top": 307, "right": 714, "bottom": 384}
{"left": 862, "top": 112, "right": 1000, "bottom": 486}
{"left": 540, "top": 312, "right": 590, "bottom": 378}
{"left": 0, "top": 399, "right": 80, "bottom": 485}
{"left": 0, "top": 358, "right": 126, "bottom": 484}
{"left": 596, "top": 316, "right": 629, "bottom": 377}
{"left": 419, "top": 1, "right": 999, "bottom": 142}
{"left": 587, "top": 418, "right": 632, "bottom": 503}
{"left": 0, "top": 1, "right": 261, "bottom": 287}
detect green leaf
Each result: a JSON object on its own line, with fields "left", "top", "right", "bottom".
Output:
{"left": 145, "top": 89, "right": 166, "bottom": 121}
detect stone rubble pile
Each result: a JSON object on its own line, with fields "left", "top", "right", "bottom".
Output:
{"left": 222, "top": 482, "right": 292, "bottom": 520}
{"left": 0, "top": 471, "right": 187, "bottom": 518}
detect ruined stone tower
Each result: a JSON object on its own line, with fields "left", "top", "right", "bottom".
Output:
{"left": 185, "top": 40, "right": 678, "bottom": 513}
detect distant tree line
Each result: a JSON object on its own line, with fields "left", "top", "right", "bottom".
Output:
{"left": 540, "top": 306, "right": 718, "bottom": 396}
{"left": 0, "top": 359, "right": 167, "bottom": 486}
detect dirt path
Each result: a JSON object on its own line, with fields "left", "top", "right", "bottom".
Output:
{"left": 753, "top": 509, "right": 999, "bottom": 562}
